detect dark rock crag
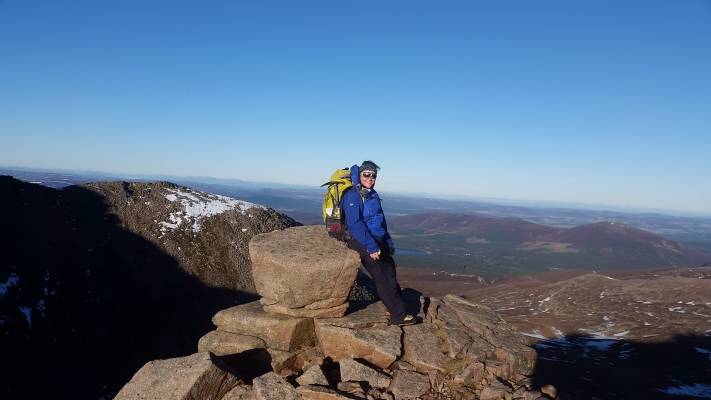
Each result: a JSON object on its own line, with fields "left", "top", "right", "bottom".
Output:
{"left": 0, "top": 177, "right": 298, "bottom": 399}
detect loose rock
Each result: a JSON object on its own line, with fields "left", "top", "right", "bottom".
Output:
{"left": 540, "top": 384, "right": 558, "bottom": 399}
{"left": 197, "top": 330, "right": 266, "bottom": 356}
{"left": 297, "top": 385, "right": 354, "bottom": 400}
{"left": 296, "top": 364, "right": 329, "bottom": 386}
{"left": 222, "top": 385, "right": 252, "bottom": 400}
{"left": 252, "top": 372, "right": 300, "bottom": 400}
{"left": 340, "top": 358, "right": 392, "bottom": 389}
{"left": 388, "top": 370, "right": 430, "bottom": 400}
{"left": 114, "top": 352, "right": 238, "bottom": 400}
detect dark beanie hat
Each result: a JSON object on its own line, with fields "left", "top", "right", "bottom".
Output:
{"left": 360, "top": 160, "right": 380, "bottom": 174}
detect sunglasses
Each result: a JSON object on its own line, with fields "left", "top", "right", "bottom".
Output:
{"left": 361, "top": 172, "right": 377, "bottom": 179}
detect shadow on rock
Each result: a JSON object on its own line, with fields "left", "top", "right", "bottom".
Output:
{"left": 347, "top": 267, "right": 424, "bottom": 318}
{"left": 0, "top": 177, "right": 259, "bottom": 399}
{"left": 529, "top": 333, "right": 711, "bottom": 399}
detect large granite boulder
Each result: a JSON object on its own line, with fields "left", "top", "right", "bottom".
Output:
{"left": 114, "top": 352, "right": 238, "bottom": 400}
{"left": 249, "top": 225, "right": 361, "bottom": 317}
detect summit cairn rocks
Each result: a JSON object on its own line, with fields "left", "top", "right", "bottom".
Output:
{"left": 116, "top": 223, "right": 547, "bottom": 400}
{"left": 212, "top": 301, "right": 315, "bottom": 351}
{"left": 250, "top": 225, "right": 361, "bottom": 318}
{"left": 117, "top": 294, "right": 546, "bottom": 400}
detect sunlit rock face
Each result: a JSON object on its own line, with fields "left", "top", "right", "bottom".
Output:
{"left": 249, "top": 225, "right": 361, "bottom": 318}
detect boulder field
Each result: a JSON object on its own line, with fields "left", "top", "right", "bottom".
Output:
{"left": 115, "top": 226, "right": 552, "bottom": 400}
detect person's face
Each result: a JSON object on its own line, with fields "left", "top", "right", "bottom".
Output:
{"left": 360, "top": 171, "right": 376, "bottom": 189}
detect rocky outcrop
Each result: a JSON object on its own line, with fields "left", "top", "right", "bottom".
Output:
{"left": 250, "top": 225, "right": 361, "bottom": 318}
{"left": 114, "top": 352, "right": 239, "bottom": 400}
{"left": 115, "top": 225, "right": 550, "bottom": 400}
{"left": 118, "top": 295, "right": 548, "bottom": 399}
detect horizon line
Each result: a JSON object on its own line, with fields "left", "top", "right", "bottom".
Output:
{"left": 2, "top": 163, "right": 711, "bottom": 219}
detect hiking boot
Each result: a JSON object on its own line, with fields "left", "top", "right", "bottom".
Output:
{"left": 389, "top": 314, "right": 418, "bottom": 326}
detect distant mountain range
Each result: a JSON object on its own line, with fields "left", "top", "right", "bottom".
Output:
{"left": 3, "top": 167, "right": 711, "bottom": 274}
{"left": 390, "top": 213, "right": 711, "bottom": 275}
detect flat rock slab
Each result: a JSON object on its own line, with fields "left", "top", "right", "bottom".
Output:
{"left": 402, "top": 324, "right": 449, "bottom": 373}
{"left": 213, "top": 300, "right": 315, "bottom": 351}
{"left": 114, "top": 352, "right": 238, "bottom": 400}
{"left": 339, "top": 358, "right": 392, "bottom": 389}
{"left": 389, "top": 370, "right": 431, "bottom": 400}
{"left": 197, "top": 330, "right": 266, "bottom": 356}
{"left": 263, "top": 302, "right": 348, "bottom": 318}
{"left": 252, "top": 372, "right": 300, "bottom": 400}
{"left": 297, "top": 385, "right": 354, "bottom": 400}
{"left": 249, "top": 225, "right": 360, "bottom": 315}
{"left": 318, "top": 301, "right": 390, "bottom": 328}
{"left": 316, "top": 320, "right": 402, "bottom": 369}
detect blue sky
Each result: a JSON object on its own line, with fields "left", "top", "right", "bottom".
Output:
{"left": 1, "top": 0, "right": 710, "bottom": 214}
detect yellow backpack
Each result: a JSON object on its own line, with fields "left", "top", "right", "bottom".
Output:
{"left": 321, "top": 168, "right": 354, "bottom": 239}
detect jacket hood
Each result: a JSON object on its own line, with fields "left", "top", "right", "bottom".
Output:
{"left": 350, "top": 164, "right": 360, "bottom": 188}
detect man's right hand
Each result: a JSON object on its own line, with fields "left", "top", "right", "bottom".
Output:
{"left": 369, "top": 251, "right": 380, "bottom": 261}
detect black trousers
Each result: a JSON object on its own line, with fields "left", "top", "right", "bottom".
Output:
{"left": 346, "top": 239, "right": 405, "bottom": 320}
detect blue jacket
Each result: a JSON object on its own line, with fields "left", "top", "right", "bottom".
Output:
{"left": 342, "top": 164, "right": 395, "bottom": 254}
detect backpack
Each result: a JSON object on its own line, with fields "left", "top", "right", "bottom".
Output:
{"left": 321, "top": 168, "right": 354, "bottom": 239}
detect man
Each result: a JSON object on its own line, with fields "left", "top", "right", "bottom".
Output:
{"left": 342, "top": 160, "right": 416, "bottom": 326}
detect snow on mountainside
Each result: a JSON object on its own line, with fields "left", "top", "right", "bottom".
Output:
{"left": 160, "top": 187, "right": 264, "bottom": 233}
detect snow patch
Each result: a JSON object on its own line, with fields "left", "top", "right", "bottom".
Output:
{"left": 658, "top": 384, "right": 711, "bottom": 398}
{"left": 158, "top": 188, "right": 264, "bottom": 233}
{"left": 695, "top": 347, "right": 711, "bottom": 362}
{"left": 37, "top": 300, "right": 47, "bottom": 318}
{"left": 19, "top": 306, "right": 32, "bottom": 328}
{"left": 520, "top": 331, "right": 548, "bottom": 340}
{"left": 0, "top": 273, "right": 20, "bottom": 297}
